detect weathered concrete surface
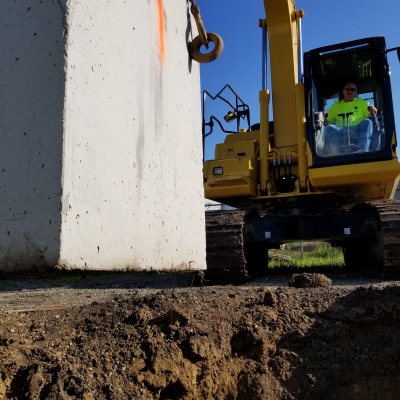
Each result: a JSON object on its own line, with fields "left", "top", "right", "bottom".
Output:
{"left": 0, "top": 0, "right": 65, "bottom": 271}
{"left": 0, "top": 1, "right": 205, "bottom": 272}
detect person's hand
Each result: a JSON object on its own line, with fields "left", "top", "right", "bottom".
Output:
{"left": 368, "top": 105, "right": 378, "bottom": 115}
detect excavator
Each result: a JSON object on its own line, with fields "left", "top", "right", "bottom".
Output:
{"left": 189, "top": 0, "right": 400, "bottom": 280}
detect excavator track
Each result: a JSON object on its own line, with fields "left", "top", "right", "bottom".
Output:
{"left": 205, "top": 210, "right": 247, "bottom": 282}
{"left": 204, "top": 200, "right": 400, "bottom": 282}
{"left": 372, "top": 200, "right": 400, "bottom": 277}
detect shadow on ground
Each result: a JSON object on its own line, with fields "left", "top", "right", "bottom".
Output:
{"left": 0, "top": 271, "right": 196, "bottom": 292}
{"left": 276, "top": 285, "right": 400, "bottom": 399}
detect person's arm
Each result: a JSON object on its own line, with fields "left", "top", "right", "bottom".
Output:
{"left": 360, "top": 98, "right": 377, "bottom": 117}
{"left": 326, "top": 103, "right": 337, "bottom": 124}
{"left": 367, "top": 104, "right": 378, "bottom": 116}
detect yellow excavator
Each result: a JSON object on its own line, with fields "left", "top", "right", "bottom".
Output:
{"left": 191, "top": 1, "right": 400, "bottom": 279}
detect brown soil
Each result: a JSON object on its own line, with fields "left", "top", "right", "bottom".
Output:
{"left": 1, "top": 273, "right": 400, "bottom": 399}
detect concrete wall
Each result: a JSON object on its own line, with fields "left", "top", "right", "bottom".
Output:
{"left": 0, "top": 1, "right": 206, "bottom": 272}
{"left": 0, "top": 0, "right": 65, "bottom": 271}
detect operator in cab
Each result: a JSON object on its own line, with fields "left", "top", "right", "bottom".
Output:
{"left": 324, "top": 81, "right": 377, "bottom": 155}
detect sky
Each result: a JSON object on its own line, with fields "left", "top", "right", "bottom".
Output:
{"left": 198, "top": 0, "right": 400, "bottom": 160}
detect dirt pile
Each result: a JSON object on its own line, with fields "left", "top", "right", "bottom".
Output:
{"left": 288, "top": 273, "right": 332, "bottom": 288}
{"left": 1, "top": 279, "right": 400, "bottom": 399}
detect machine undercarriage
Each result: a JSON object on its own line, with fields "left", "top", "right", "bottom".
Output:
{"left": 205, "top": 199, "right": 400, "bottom": 281}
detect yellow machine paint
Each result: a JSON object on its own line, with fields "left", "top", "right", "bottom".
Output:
{"left": 196, "top": 0, "right": 400, "bottom": 279}
{"left": 204, "top": 131, "right": 260, "bottom": 199}
{"left": 203, "top": 0, "right": 400, "bottom": 206}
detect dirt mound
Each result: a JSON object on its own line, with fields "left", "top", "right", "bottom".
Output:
{"left": 1, "top": 283, "right": 400, "bottom": 399}
{"left": 288, "top": 273, "right": 332, "bottom": 288}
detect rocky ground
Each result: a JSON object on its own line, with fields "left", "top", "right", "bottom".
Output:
{"left": 0, "top": 271, "right": 400, "bottom": 399}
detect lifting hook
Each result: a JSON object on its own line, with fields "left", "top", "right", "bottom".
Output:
{"left": 188, "top": 1, "right": 224, "bottom": 63}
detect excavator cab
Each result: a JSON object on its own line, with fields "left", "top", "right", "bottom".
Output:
{"left": 304, "top": 37, "right": 396, "bottom": 166}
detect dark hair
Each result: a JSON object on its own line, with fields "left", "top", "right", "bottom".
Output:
{"left": 338, "top": 81, "right": 357, "bottom": 100}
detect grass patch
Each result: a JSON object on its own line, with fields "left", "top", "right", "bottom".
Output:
{"left": 269, "top": 242, "right": 344, "bottom": 269}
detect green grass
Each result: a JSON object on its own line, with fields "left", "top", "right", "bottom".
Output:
{"left": 269, "top": 242, "right": 345, "bottom": 268}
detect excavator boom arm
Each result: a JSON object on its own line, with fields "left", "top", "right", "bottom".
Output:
{"left": 262, "top": 0, "right": 304, "bottom": 149}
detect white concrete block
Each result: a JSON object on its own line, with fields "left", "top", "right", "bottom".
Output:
{"left": 0, "top": 1, "right": 206, "bottom": 272}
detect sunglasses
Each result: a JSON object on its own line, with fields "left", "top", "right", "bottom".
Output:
{"left": 344, "top": 88, "right": 356, "bottom": 92}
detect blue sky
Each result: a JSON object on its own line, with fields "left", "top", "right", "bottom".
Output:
{"left": 199, "top": 0, "right": 400, "bottom": 160}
